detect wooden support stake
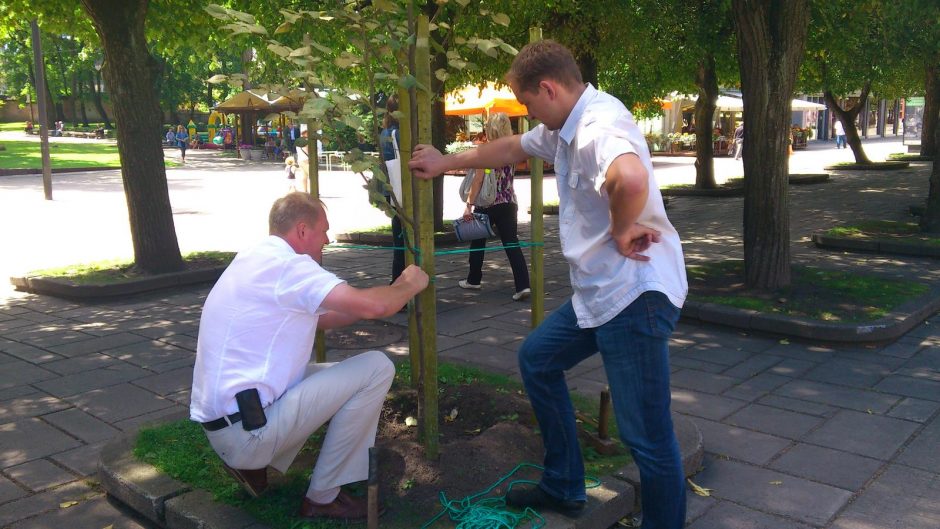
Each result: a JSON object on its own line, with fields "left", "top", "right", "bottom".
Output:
{"left": 527, "top": 27, "right": 544, "bottom": 327}
{"left": 598, "top": 388, "right": 611, "bottom": 440}
{"left": 367, "top": 447, "right": 379, "bottom": 529}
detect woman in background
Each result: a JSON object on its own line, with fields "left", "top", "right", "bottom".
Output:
{"left": 458, "top": 112, "right": 530, "bottom": 301}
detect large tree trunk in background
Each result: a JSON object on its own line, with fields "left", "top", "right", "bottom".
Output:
{"left": 77, "top": 71, "right": 89, "bottom": 127}
{"left": 824, "top": 84, "right": 872, "bottom": 164}
{"left": 733, "top": 0, "right": 808, "bottom": 290}
{"left": 922, "top": 62, "right": 939, "bottom": 158}
{"left": 923, "top": 115, "right": 940, "bottom": 232}
{"left": 80, "top": 0, "right": 183, "bottom": 274}
{"left": 90, "top": 71, "right": 112, "bottom": 128}
{"left": 576, "top": 51, "right": 599, "bottom": 88}
{"left": 694, "top": 55, "right": 719, "bottom": 189}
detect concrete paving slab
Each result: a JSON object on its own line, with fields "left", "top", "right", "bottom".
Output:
{"left": 670, "top": 355, "right": 728, "bottom": 374}
{"left": 686, "top": 500, "right": 813, "bottom": 529}
{"left": 721, "top": 373, "right": 791, "bottom": 402}
{"left": 804, "top": 410, "right": 920, "bottom": 460}
{"left": 0, "top": 393, "right": 71, "bottom": 424}
{"left": 767, "top": 358, "right": 818, "bottom": 378}
{"left": 0, "top": 360, "right": 58, "bottom": 391}
{"left": 803, "top": 358, "right": 891, "bottom": 388}
{"left": 691, "top": 418, "right": 790, "bottom": 465}
{"left": 895, "top": 416, "right": 940, "bottom": 473}
{"left": 774, "top": 379, "right": 900, "bottom": 413}
{"left": 0, "top": 418, "right": 82, "bottom": 467}
{"left": 670, "top": 369, "right": 740, "bottom": 394}
{"left": 694, "top": 456, "right": 852, "bottom": 526}
{"left": 47, "top": 332, "right": 150, "bottom": 358}
{"left": 830, "top": 464, "right": 940, "bottom": 529}
{"left": 132, "top": 366, "right": 194, "bottom": 397}
{"left": 769, "top": 443, "right": 883, "bottom": 490}
{"left": 34, "top": 362, "right": 152, "bottom": 398}
{"left": 887, "top": 397, "right": 940, "bottom": 423}
{"left": 6, "top": 494, "right": 152, "bottom": 529}
{"left": 50, "top": 441, "right": 108, "bottom": 477}
{"left": 42, "top": 408, "right": 121, "bottom": 444}
{"left": 670, "top": 389, "right": 747, "bottom": 421}
{"left": 0, "top": 474, "right": 28, "bottom": 504}
{"left": 0, "top": 481, "right": 95, "bottom": 528}
{"left": 65, "top": 383, "right": 177, "bottom": 423}
{"left": 875, "top": 374, "right": 940, "bottom": 402}
{"left": 726, "top": 404, "right": 824, "bottom": 440}
{"left": 721, "top": 353, "right": 784, "bottom": 378}
{"left": 756, "top": 394, "right": 839, "bottom": 418}
{"left": 5, "top": 458, "right": 77, "bottom": 492}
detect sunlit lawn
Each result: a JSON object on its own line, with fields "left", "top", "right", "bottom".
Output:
{"left": 0, "top": 139, "right": 121, "bottom": 170}
{"left": 0, "top": 121, "right": 28, "bottom": 132}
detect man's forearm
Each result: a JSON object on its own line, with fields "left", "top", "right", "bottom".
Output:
{"left": 605, "top": 154, "right": 649, "bottom": 235}
{"left": 450, "top": 136, "right": 527, "bottom": 171}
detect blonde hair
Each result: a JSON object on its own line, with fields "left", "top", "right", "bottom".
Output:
{"left": 284, "top": 156, "right": 295, "bottom": 166}
{"left": 268, "top": 193, "right": 324, "bottom": 235}
{"left": 485, "top": 112, "right": 512, "bottom": 141}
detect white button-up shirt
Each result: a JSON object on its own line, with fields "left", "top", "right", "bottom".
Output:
{"left": 190, "top": 236, "right": 345, "bottom": 422}
{"left": 521, "top": 84, "right": 687, "bottom": 328}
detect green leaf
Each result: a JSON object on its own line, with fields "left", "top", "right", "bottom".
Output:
{"left": 279, "top": 9, "right": 301, "bottom": 24}
{"left": 455, "top": 0, "right": 471, "bottom": 7}
{"left": 398, "top": 74, "right": 418, "bottom": 89}
{"left": 207, "top": 74, "right": 229, "bottom": 84}
{"left": 491, "top": 13, "right": 510, "bottom": 27}
{"left": 434, "top": 68, "right": 449, "bottom": 81}
{"left": 204, "top": 4, "right": 229, "bottom": 20}
{"left": 229, "top": 10, "right": 256, "bottom": 24}
{"left": 267, "top": 44, "right": 292, "bottom": 58}
{"left": 310, "top": 41, "right": 332, "bottom": 54}
{"left": 289, "top": 45, "right": 310, "bottom": 58}
{"left": 273, "top": 22, "right": 292, "bottom": 35}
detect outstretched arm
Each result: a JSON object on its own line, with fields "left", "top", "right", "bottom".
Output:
{"left": 604, "top": 153, "right": 660, "bottom": 261}
{"left": 409, "top": 135, "right": 527, "bottom": 179}
{"left": 317, "top": 264, "right": 429, "bottom": 329}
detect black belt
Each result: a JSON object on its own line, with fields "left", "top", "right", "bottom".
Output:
{"left": 202, "top": 412, "right": 242, "bottom": 431}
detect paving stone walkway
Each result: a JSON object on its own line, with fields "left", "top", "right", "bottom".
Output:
{"left": 0, "top": 146, "right": 938, "bottom": 528}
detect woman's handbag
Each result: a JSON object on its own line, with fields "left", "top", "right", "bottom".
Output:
{"left": 385, "top": 130, "right": 403, "bottom": 204}
{"left": 458, "top": 168, "right": 497, "bottom": 208}
{"left": 453, "top": 212, "right": 495, "bottom": 242}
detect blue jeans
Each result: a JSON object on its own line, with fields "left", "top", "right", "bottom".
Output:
{"left": 835, "top": 134, "right": 846, "bottom": 148}
{"left": 517, "top": 291, "right": 685, "bottom": 529}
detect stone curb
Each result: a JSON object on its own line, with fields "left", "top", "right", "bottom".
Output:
{"left": 682, "top": 281, "right": 940, "bottom": 343}
{"left": 812, "top": 233, "right": 940, "bottom": 259}
{"left": 9, "top": 265, "right": 227, "bottom": 300}
{"left": 823, "top": 161, "right": 910, "bottom": 171}
{"left": 0, "top": 166, "right": 120, "bottom": 176}
{"left": 98, "top": 414, "right": 702, "bottom": 529}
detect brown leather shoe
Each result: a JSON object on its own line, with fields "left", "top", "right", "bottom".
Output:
{"left": 299, "top": 490, "right": 384, "bottom": 523}
{"left": 221, "top": 463, "right": 267, "bottom": 497}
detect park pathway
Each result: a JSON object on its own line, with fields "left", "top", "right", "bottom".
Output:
{"left": 0, "top": 136, "right": 938, "bottom": 527}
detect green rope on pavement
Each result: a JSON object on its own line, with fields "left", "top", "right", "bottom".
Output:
{"left": 420, "top": 463, "right": 601, "bottom": 529}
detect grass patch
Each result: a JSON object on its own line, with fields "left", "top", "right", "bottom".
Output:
{"left": 0, "top": 139, "right": 122, "bottom": 170}
{"left": 0, "top": 121, "right": 27, "bottom": 132}
{"left": 826, "top": 220, "right": 940, "bottom": 247}
{"left": 27, "top": 251, "right": 235, "bottom": 285}
{"left": 136, "top": 361, "right": 629, "bottom": 529}
{"left": 687, "top": 260, "right": 929, "bottom": 322}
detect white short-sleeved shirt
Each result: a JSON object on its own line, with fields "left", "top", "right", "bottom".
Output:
{"left": 521, "top": 84, "right": 687, "bottom": 328}
{"left": 190, "top": 236, "right": 345, "bottom": 422}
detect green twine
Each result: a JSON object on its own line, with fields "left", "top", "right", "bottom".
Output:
{"left": 420, "top": 463, "right": 601, "bottom": 529}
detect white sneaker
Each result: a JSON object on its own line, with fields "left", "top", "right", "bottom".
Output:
{"left": 512, "top": 288, "right": 531, "bottom": 301}
{"left": 458, "top": 280, "right": 482, "bottom": 290}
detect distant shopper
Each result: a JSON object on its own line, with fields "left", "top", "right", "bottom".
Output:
{"left": 732, "top": 121, "right": 744, "bottom": 160}
{"left": 833, "top": 120, "right": 846, "bottom": 149}
{"left": 166, "top": 128, "right": 175, "bottom": 146}
{"left": 175, "top": 125, "right": 189, "bottom": 162}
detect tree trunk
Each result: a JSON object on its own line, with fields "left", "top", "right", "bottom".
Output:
{"left": 77, "top": 71, "right": 89, "bottom": 127}
{"left": 90, "top": 70, "right": 112, "bottom": 128}
{"left": 80, "top": 0, "right": 183, "bottom": 274}
{"left": 824, "top": 84, "right": 872, "bottom": 164}
{"left": 694, "top": 55, "right": 719, "bottom": 189}
{"left": 733, "top": 0, "right": 808, "bottom": 290}
{"left": 576, "top": 51, "right": 599, "bottom": 88}
{"left": 922, "top": 61, "right": 939, "bottom": 158}
{"left": 922, "top": 108, "right": 940, "bottom": 232}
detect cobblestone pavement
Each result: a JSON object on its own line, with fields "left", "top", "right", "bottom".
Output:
{"left": 0, "top": 137, "right": 938, "bottom": 528}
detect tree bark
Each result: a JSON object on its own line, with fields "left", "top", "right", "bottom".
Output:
{"left": 733, "top": 0, "right": 808, "bottom": 290}
{"left": 921, "top": 61, "right": 939, "bottom": 158}
{"left": 80, "top": 0, "right": 183, "bottom": 274}
{"left": 922, "top": 108, "right": 940, "bottom": 233}
{"left": 824, "top": 83, "right": 872, "bottom": 164}
{"left": 576, "top": 51, "right": 599, "bottom": 88}
{"left": 694, "top": 55, "right": 719, "bottom": 189}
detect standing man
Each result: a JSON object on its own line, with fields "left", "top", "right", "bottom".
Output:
{"left": 833, "top": 119, "right": 846, "bottom": 149}
{"left": 190, "top": 193, "right": 428, "bottom": 523}
{"left": 410, "top": 40, "right": 688, "bottom": 528}
{"left": 732, "top": 121, "right": 744, "bottom": 160}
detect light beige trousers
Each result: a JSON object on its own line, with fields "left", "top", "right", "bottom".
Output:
{"left": 204, "top": 350, "right": 394, "bottom": 503}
